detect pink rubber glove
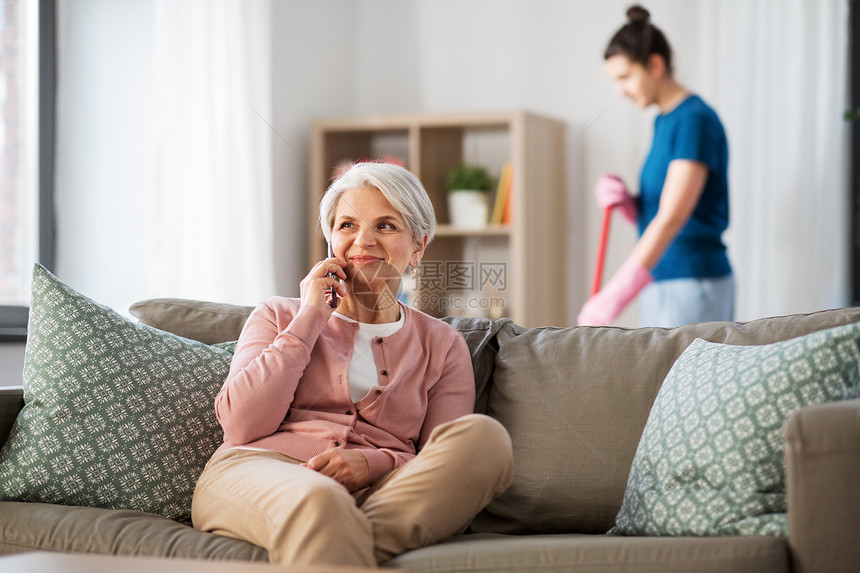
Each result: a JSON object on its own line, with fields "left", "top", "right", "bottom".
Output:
{"left": 577, "top": 258, "right": 653, "bottom": 326}
{"left": 594, "top": 174, "right": 637, "bottom": 225}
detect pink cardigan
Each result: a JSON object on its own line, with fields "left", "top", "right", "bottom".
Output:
{"left": 212, "top": 297, "right": 476, "bottom": 482}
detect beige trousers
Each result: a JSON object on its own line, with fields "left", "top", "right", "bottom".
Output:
{"left": 191, "top": 414, "right": 513, "bottom": 568}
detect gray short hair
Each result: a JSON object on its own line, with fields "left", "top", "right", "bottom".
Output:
{"left": 319, "top": 162, "right": 437, "bottom": 245}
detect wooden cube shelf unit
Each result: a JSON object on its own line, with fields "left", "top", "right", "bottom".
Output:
{"left": 309, "top": 111, "right": 567, "bottom": 328}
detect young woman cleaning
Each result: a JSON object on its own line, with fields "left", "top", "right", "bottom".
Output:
{"left": 578, "top": 5, "right": 734, "bottom": 328}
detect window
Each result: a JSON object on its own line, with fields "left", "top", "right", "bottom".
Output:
{"left": 0, "top": 0, "right": 53, "bottom": 341}
{"left": 852, "top": 0, "right": 860, "bottom": 305}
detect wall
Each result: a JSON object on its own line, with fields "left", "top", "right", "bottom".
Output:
{"left": 346, "top": 0, "right": 705, "bottom": 326}
{"left": 0, "top": 0, "right": 850, "bottom": 383}
{"left": 48, "top": 0, "right": 854, "bottom": 323}
{"left": 329, "top": 0, "right": 850, "bottom": 325}
{"left": 270, "top": 0, "right": 359, "bottom": 294}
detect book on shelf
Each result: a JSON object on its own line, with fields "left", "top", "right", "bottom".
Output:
{"left": 501, "top": 164, "right": 513, "bottom": 225}
{"left": 490, "top": 161, "right": 513, "bottom": 225}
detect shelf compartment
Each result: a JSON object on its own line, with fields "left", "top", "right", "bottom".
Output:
{"left": 309, "top": 111, "right": 568, "bottom": 327}
{"left": 434, "top": 224, "right": 511, "bottom": 237}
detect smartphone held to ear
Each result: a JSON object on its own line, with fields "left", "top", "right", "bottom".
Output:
{"left": 327, "top": 243, "right": 339, "bottom": 309}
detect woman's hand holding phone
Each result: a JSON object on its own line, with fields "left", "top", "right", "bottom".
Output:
{"left": 299, "top": 246, "right": 346, "bottom": 315}
{"left": 327, "top": 244, "right": 340, "bottom": 309}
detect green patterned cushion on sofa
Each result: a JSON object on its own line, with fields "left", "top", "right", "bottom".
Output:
{"left": 0, "top": 265, "right": 232, "bottom": 524}
{"left": 613, "top": 322, "right": 860, "bottom": 536}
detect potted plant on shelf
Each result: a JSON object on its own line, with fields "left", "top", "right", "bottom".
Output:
{"left": 446, "top": 164, "right": 492, "bottom": 228}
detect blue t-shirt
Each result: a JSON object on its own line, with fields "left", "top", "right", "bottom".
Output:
{"left": 638, "top": 95, "right": 732, "bottom": 281}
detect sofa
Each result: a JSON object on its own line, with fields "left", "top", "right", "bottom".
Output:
{"left": 1, "top": 274, "right": 859, "bottom": 572}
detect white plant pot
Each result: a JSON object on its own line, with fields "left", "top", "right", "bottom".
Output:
{"left": 447, "top": 190, "right": 489, "bottom": 228}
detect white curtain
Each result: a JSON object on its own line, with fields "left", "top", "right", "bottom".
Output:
{"left": 148, "top": 0, "right": 274, "bottom": 305}
{"left": 694, "top": 0, "right": 850, "bottom": 320}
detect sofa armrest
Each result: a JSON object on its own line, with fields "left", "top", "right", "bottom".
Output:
{"left": 786, "top": 398, "right": 860, "bottom": 573}
{"left": 0, "top": 386, "right": 24, "bottom": 449}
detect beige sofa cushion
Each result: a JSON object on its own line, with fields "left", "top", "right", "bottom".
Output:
{"left": 0, "top": 501, "right": 267, "bottom": 560}
{"left": 129, "top": 298, "right": 255, "bottom": 345}
{"left": 388, "top": 532, "right": 787, "bottom": 573}
{"left": 470, "top": 308, "right": 860, "bottom": 535}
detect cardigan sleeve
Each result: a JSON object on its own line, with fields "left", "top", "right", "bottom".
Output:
{"left": 418, "top": 331, "right": 476, "bottom": 448}
{"left": 214, "top": 300, "right": 327, "bottom": 445}
{"left": 361, "top": 448, "right": 415, "bottom": 484}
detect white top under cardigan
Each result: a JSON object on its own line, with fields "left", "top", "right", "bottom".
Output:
{"left": 333, "top": 311, "right": 405, "bottom": 403}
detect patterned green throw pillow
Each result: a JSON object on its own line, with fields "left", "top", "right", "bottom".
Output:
{"left": 0, "top": 264, "right": 233, "bottom": 524}
{"left": 613, "top": 322, "right": 860, "bottom": 536}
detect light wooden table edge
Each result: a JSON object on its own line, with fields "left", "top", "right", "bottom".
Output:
{"left": 0, "top": 551, "right": 400, "bottom": 573}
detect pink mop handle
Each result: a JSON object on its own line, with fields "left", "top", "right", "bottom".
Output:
{"left": 591, "top": 206, "right": 612, "bottom": 296}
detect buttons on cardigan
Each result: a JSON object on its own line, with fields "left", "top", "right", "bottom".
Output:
{"left": 333, "top": 441, "right": 341, "bottom": 447}
{"left": 375, "top": 389, "right": 382, "bottom": 396}
{"left": 381, "top": 370, "right": 388, "bottom": 376}
{"left": 376, "top": 337, "right": 384, "bottom": 344}
{"left": 346, "top": 410, "right": 353, "bottom": 416}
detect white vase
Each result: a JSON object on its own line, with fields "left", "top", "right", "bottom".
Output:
{"left": 447, "top": 190, "right": 489, "bottom": 228}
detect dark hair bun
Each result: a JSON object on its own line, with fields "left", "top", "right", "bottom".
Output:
{"left": 627, "top": 5, "right": 650, "bottom": 23}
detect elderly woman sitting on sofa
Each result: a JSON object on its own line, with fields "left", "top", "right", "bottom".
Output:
{"left": 190, "top": 162, "right": 514, "bottom": 567}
